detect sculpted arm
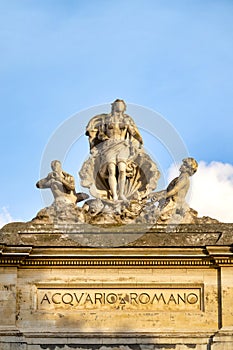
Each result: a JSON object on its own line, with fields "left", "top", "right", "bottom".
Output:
{"left": 85, "top": 114, "right": 108, "bottom": 149}
{"left": 128, "top": 122, "right": 143, "bottom": 145}
{"left": 36, "top": 175, "right": 52, "bottom": 189}
{"left": 60, "top": 174, "right": 75, "bottom": 191}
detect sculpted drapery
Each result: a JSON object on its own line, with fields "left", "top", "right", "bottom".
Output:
{"left": 79, "top": 99, "right": 160, "bottom": 201}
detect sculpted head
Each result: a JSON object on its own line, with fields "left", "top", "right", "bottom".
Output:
{"left": 111, "top": 99, "right": 126, "bottom": 114}
{"left": 51, "top": 160, "right": 62, "bottom": 172}
{"left": 180, "top": 158, "right": 198, "bottom": 176}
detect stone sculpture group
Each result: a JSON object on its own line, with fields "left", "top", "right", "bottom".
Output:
{"left": 34, "top": 99, "right": 209, "bottom": 225}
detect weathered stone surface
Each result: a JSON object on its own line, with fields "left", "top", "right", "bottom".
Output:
{"left": 1, "top": 224, "right": 233, "bottom": 349}
{"left": 0, "top": 222, "right": 230, "bottom": 247}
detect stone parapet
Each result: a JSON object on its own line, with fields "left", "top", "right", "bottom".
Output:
{"left": 0, "top": 223, "right": 233, "bottom": 349}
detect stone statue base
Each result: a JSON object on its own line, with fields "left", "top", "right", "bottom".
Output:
{"left": 32, "top": 197, "right": 218, "bottom": 227}
{"left": 0, "top": 222, "right": 233, "bottom": 350}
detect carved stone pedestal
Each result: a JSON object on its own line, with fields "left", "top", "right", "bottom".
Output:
{"left": 0, "top": 223, "right": 233, "bottom": 350}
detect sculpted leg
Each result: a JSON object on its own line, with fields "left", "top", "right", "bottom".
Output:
{"left": 118, "top": 161, "right": 127, "bottom": 201}
{"left": 108, "top": 163, "right": 118, "bottom": 201}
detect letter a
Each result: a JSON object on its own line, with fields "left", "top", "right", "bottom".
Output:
{"left": 40, "top": 293, "right": 51, "bottom": 304}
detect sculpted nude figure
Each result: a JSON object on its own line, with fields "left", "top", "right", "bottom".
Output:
{"left": 99, "top": 99, "right": 143, "bottom": 201}
{"left": 150, "top": 158, "right": 198, "bottom": 219}
{"left": 36, "top": 160, "right": 88, "bottom": 204}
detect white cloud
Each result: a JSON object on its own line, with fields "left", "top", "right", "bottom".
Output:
{"left": 0, "top": 207, "right": 13, "bottom": 228}
{"left": 168, "top": 161, "right": 233, "bottom": 223}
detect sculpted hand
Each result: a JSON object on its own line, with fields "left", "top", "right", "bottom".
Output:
{"left": 150, "top": 190, "right": 167, "bottom": 203}
{"left": 52, "top": 172, "right": 60, "bottom": 180}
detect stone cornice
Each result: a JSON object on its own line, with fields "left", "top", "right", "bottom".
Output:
{"left": 0, "top": 245, "right": 233, "bottom": 267}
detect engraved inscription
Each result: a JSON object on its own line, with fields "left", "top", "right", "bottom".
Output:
{"left": 37, "top": 287, "right": 202, "bottom": 311}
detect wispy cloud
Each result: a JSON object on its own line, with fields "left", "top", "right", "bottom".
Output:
{"left": 168, "top": 161, "right": 233, "bottom": 223}
{"left": 0, "top": 207, "right": 13, "bottom": 228}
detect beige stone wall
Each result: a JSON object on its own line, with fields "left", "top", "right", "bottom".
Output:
{"left": 0, "top": 236, "right": 233, "bottom": 349}
{"left": 15, "top": 266, "right": 219, "bottom": 334}
{"left": 0, "top": 267, "right": 17, "bottom": 327}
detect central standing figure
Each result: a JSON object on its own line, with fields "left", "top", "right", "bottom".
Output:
{"left": 98, "top": 99, "right": 143, "bottom": 200}
{"left": 80, "top": 99, "right": 159, "bottom": 201}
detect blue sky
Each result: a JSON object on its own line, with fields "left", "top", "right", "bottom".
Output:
{"left": 0, "top": 0, "right": 233, "bottom": 223}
